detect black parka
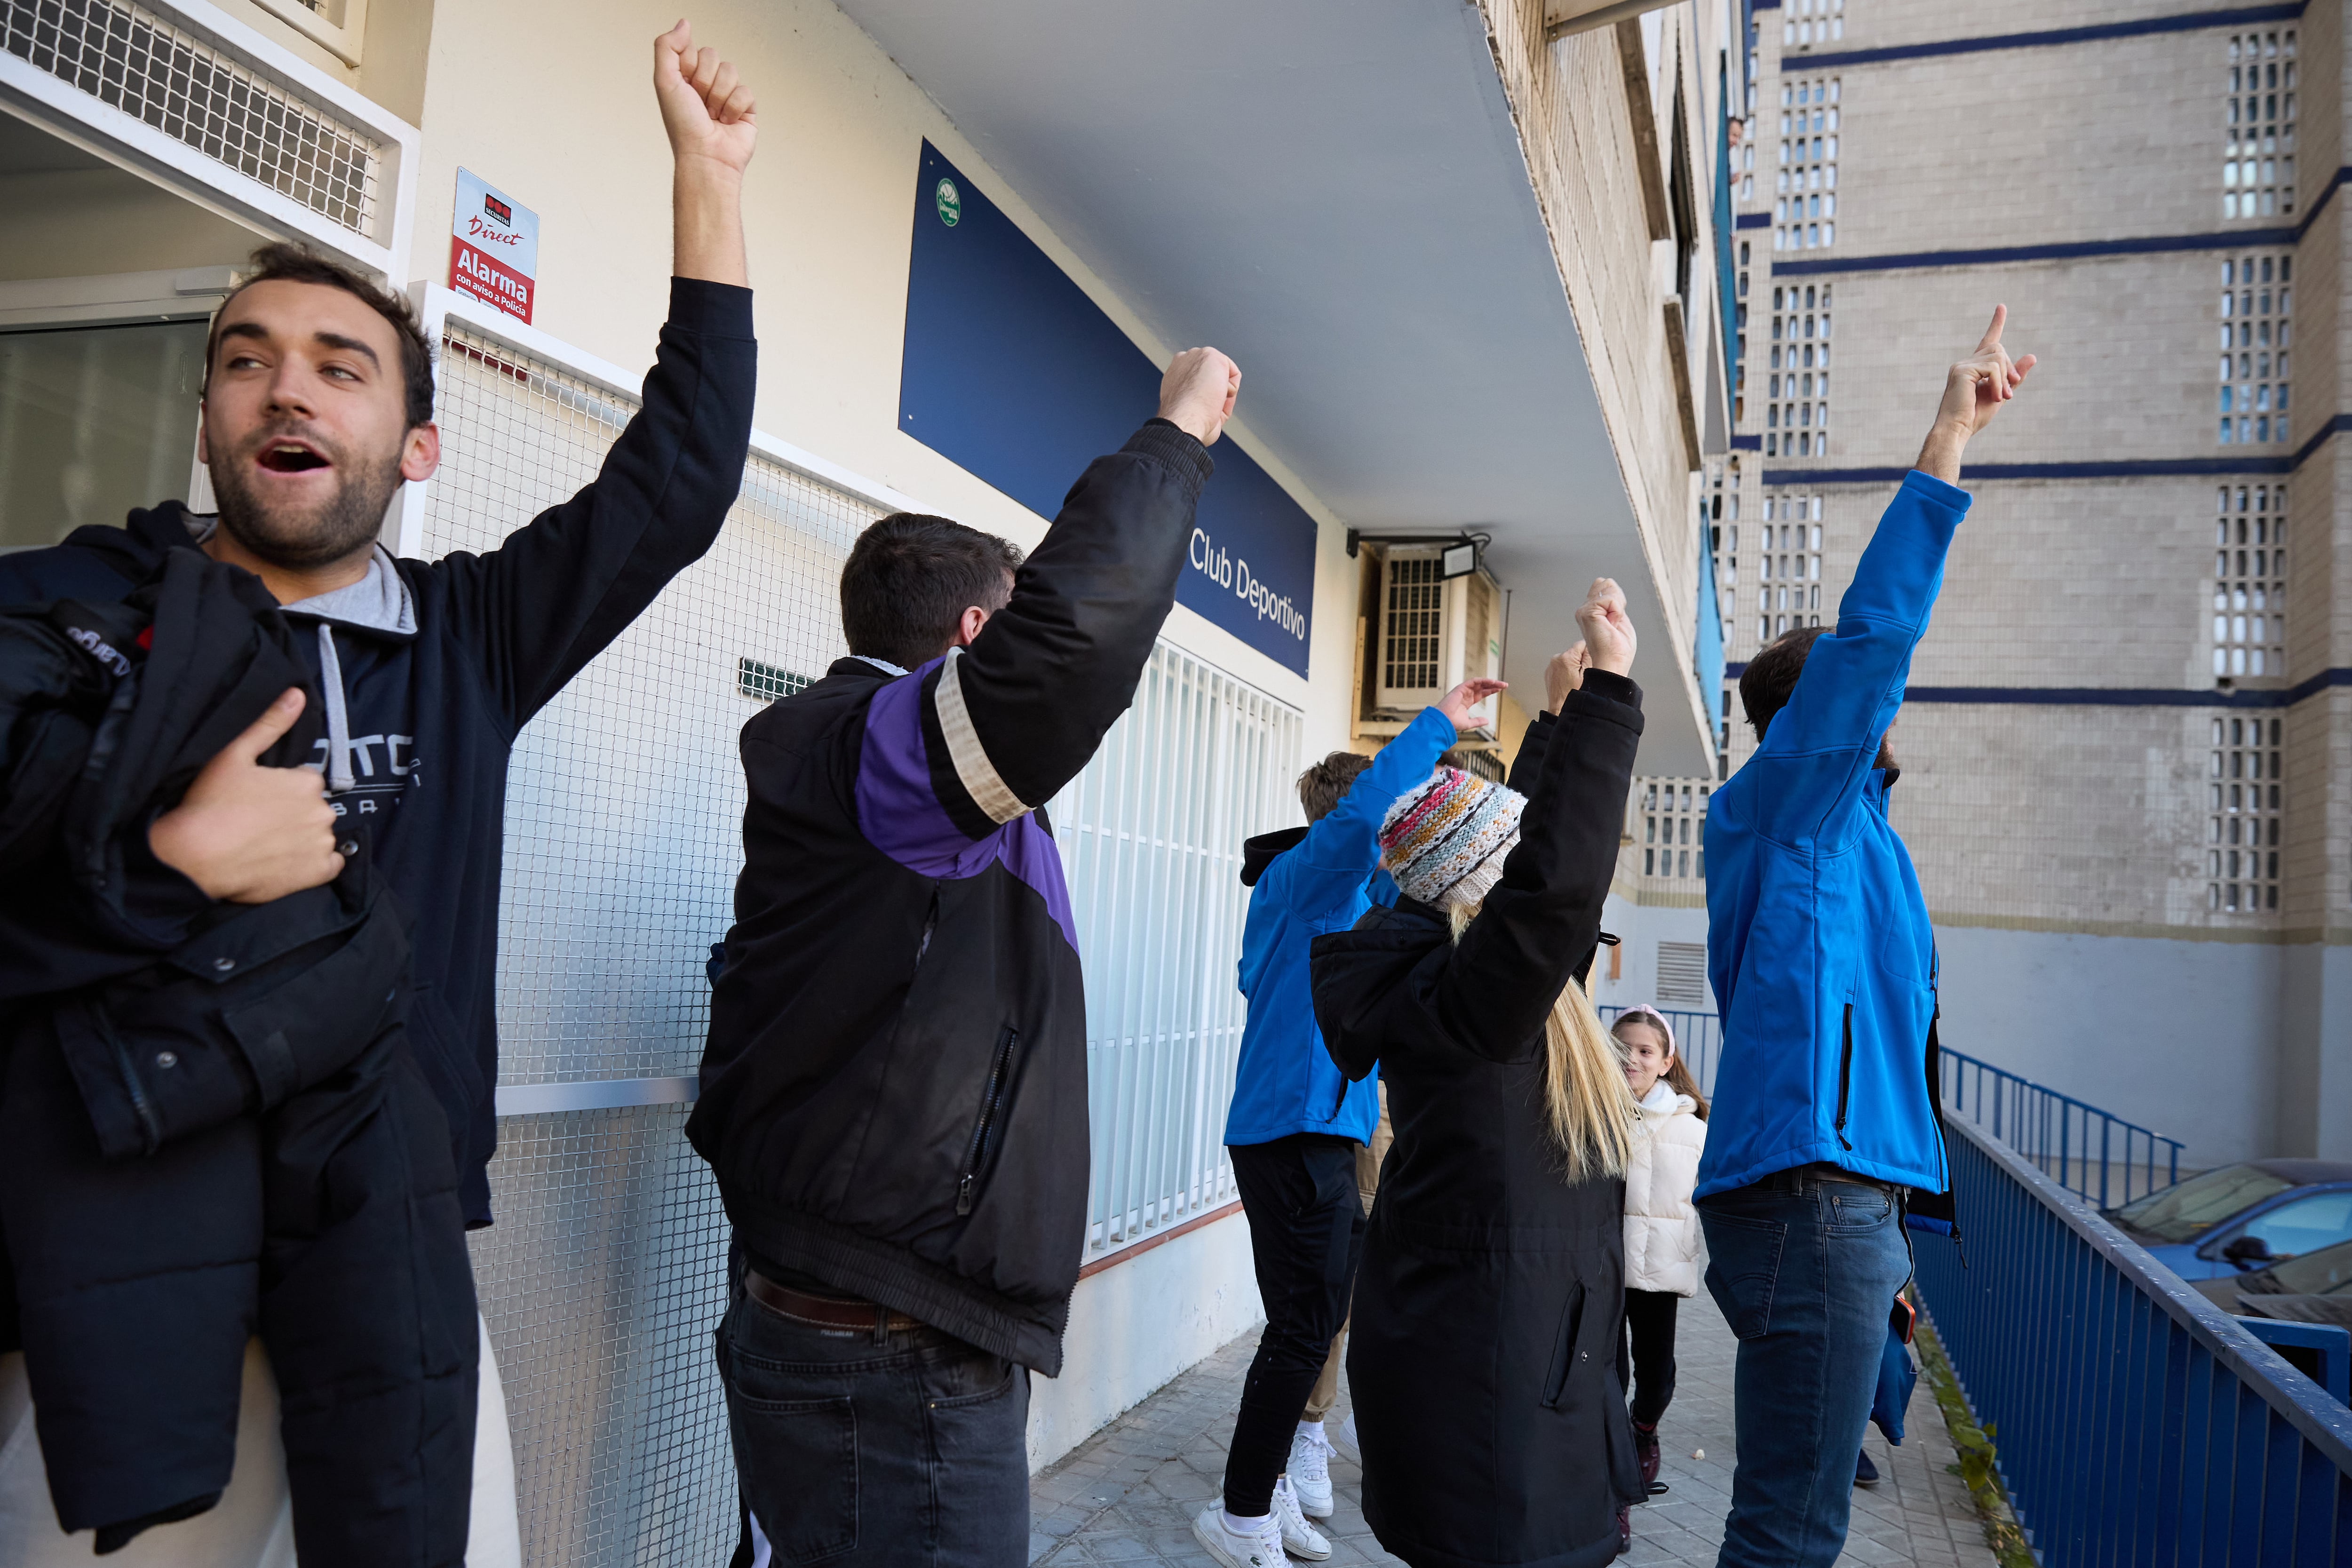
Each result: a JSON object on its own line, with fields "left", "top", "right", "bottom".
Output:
{"left": 1309, "top": 675, "right": 1645, "bottom": 1568}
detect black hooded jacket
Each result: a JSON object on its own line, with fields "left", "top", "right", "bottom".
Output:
{"left": 0, "top": 548, "right": 477, "bottom": 1561}
{"left": 0, "top": 278, "right": 758, "bottom": 1225}
{"left": 1308, "top": 677, "right": 1645, "bottom": 1568}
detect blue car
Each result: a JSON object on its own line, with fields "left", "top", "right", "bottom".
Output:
{"left": 2103, "top": 1160, "right": 2352, "bottom": 1283}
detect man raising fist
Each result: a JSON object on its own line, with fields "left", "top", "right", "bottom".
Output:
{"left": 1698, "top": 308, "right": 2036, "bottom": 1568}
{"left": 0, "top": 21, "right": 760, "bottom": 1564}
{"left": 694, "top": 345, "right": 1241, "bottom": 1565}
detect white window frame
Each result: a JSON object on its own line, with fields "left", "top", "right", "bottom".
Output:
{"left": 246, "top": 0, "right": 365, "bottom": 67}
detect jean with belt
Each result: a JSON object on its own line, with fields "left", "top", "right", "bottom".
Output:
{"left": 714, "top": 1243, "right": 1031, "bottom": 1568}
{"left": 1698, "top": 1164, "right": 1914, "bottom": 1568}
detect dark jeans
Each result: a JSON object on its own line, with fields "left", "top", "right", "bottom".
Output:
{"left": 716, "top": 1250, "right": 1030, "bottom": 1567}
{"left": 1619, "top": 1288, "right": 1680, "bottom": 1427}
{"left": 1699, "top": 1168, "right": 1914, "bottom": 1568}
{"left": 1226, "top": 1133, "right": 1366, "bottom": 1517}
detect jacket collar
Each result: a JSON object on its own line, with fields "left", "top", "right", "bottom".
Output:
{"left": 1240, "top": 826, "right": 1309, "bottom": 887}
{"left": 86, "top": 503, "right": 420, "bottom": 642}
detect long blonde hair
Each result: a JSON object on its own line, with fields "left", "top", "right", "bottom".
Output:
{"left": 1450, "top": 904, "right": 1636, "bottom": 1183}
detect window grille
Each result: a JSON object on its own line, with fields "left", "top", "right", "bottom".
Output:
{"left": 0, "top": 0, "right": 382, "bottom": 236}
{"left": 1049, "top": 645, "right": 1303, "bottom": 1256}
{"left": 1772, "top": 75, "right": 1838, "bottom": 255}
{"left": 736, "top": 657, "right": 810, "bottom": 703}
{"left": 1635, "top": 775, "right": 1710, "bottom": 888}
{"left": 1754, "top": 492, "right": 1824, "bottom": 644}
{"left": 1779, "top": 0, "right": 1844, "bottom": 49}
{"left": 2205, "top": 714, "right": 2282, "bottom": 914}
{"left": 1763, "top": 287, "right": 1831, "bottom": 458}
{"left": 2223, "top": 30, "right": 2295, "bottom": 220}
{"left": 2216, "top": 257, "right": 2291, "bottom": 447}
{"left": 1656, "top": 941, "right": 1709, "bottom": 1006}
{"left": 2211, "top": 483, "right": 2287, "bottom": 679}
{"left": 1380, "top": 553, "right": 1444, "bottom": 692}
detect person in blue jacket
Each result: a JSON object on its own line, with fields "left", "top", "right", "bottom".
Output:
{"left": 1196, "top": 674, "right": 1502, "bottom": 1567}
{"left": 1697, "top": 307, "right": 2035, "bottom": 1568}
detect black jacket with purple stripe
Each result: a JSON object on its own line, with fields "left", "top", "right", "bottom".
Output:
{"left": 690, "top": 420, "right": 1213, "bottom": 1374}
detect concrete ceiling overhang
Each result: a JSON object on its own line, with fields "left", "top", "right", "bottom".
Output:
{"left": 836, "top": 0, "right": 1710, "bottom": 772}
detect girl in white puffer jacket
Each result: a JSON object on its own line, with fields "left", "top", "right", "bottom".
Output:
{"left": 1613, "top": 1004, "right": 1708, "bottom": 1496}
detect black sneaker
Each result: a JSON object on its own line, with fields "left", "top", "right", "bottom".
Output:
{"left": 1854, "top": 1449, "right": 1880, "bottom": 1487}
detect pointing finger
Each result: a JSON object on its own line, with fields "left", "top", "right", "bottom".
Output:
{"left": 1976, "top": 304, "right": 2007, "bottom": 352}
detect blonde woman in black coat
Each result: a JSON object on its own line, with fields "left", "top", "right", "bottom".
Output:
{"left": 1309, "top": 579, "right": 1645, "bottom": 1568}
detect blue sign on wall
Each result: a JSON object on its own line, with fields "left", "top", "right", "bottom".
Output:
{"left": 898, "top": 142, "right": 1317, "bottom": 677}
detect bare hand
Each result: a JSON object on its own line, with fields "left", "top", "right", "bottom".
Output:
{"left": 655, "top": 20, "right": 757, "bottom": 176}
{"left": 1435, "top": 677, "right": 1507, "bottom": 732}
{"left": 1158, "top": 348, "right": 1241, "bottom": 446}
{"left": 1573, "top": 578, "right": 1636, "bottom": 677}
{"left": 1543, "top": 645, "right": 1589, "bottom": 714}
{"left": 148, "top": 689, "right": 344, "bottom": 904}
{"left": 1932, "top": 305, "right": 2035, "bottom": 440}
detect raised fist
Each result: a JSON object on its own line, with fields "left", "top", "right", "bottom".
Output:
{"left": 1157, "top": 348, "right": 1241, "bottom": 447}
{"left": 1573, "top": 578, "right": 1636, "bottom": 678}
{"left": 655, "top": 20, "right": 757, "bottom": 175}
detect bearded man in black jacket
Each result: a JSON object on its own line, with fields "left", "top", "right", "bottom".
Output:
{"left": 692, "top": 346, "right": 1241, "bottom": 1566}
{"left": 0, "top": 21, "right": 760, "bottom": 1561}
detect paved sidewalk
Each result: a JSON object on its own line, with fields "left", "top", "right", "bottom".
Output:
{"left": 1028, "top": 1288, "right": 1999, "bottom": 1567}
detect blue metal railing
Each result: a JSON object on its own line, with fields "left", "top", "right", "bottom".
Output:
{"left": 1939, "top": 1045, "right": 2185, "bottom": 1210}
{"left": 1597, "top": 1005, "right": 1722, "bottom": 1099}
{"left": 1915, "top": 1114, "right": 2352, "bottom": 1566}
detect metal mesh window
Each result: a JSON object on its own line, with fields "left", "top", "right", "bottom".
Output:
{"left": 427, "top": 325, "right": 876, "bottom": 1563}
{"left": 1381, "top": 554, "right": 1443, "bottom": 692}
{"left": 426, "top": 326, "right": 870, "bottom": 1087}
{"left": 1634, "top": 775, "right": 1709, "bottom": 888}
{"left": 465, "top": 1107, "right": 737, "bottom": 1566}
{"left": 2216, "top": 260, "right": 2292, "bottom": 449}
{"left": 1, "top": 0, "right": 382, "bottom": 235}
{"left": 1051, "top": 645, "right": 1302, "bottom": 1257}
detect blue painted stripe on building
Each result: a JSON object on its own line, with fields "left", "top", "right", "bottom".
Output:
{"left": 1791, "top": 4, "right": 2303, "bottom": 71}
{"left": 1768, "top": 169, "right": 2346, "bottom": 279}
{"left": 1902, "top": 669, "right": 2349, "bottom": 709}
{"left": 1716, "top": 664, "right": 2348, "bottom": 708}
{"left": 1736, "top": 212, "right": 1772, "bottom": 229}
{"left": 1732, "top": 434, "right": 1763, "bottom": 450}
{"left": 1757, "top": 415, "right": 2352, "bottom": 486}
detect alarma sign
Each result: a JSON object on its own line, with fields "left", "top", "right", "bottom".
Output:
{"left": 449, "top": 169, "right": 538, "bottom": 323}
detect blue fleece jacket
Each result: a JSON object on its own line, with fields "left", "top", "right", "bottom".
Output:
{"left": 1223, "top": 705, "right": 1458, "bottom": 1147}
{"left": 1696, "top": 469, "right": 1968, "bottom": 1199}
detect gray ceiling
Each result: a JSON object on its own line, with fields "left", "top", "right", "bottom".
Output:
{"left": 835, "top": 0, "right": 1704, "bottom": 766}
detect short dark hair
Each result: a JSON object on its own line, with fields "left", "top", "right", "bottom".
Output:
{"left": 1296, "top": 750, "right": 1374, "bottom": 822}
{"left": 206, "top": 242, "right": 435, "bottom": 429}
{"left": 840, "top": 514, "right": 1024, "bottom": 671}
{"left": 1739, "top": 624, "right": 1828, "bottom": 739}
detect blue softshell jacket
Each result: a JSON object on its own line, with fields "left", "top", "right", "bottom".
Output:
{"left": 1223, "top": 704, "right": 1456, "bottom": 1147}
{"left": 1696, "top": 469, "right": 1967, "bottom": 1200}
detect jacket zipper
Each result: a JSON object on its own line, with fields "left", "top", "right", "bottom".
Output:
{"left": 956, "top": 1026, "right": 1020, "bottom": 1216}
{"left": 1833, "top": 1003, "right": 1855, "bottom": 1152}
{"left": 96, "top": 1000, "right": 164, "bottom": 1155}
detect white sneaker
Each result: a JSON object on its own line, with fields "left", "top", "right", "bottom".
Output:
{"left": 1287, "top": 1424, "right": 1336, "bottom": 1518}
{"left": 1192, "top": 1504, "right": 1288, "bottom": 1568}
{"left": 1271, "top": 1476, "right": 1333, "bottom": 1560}
{"left": 1328, "top": 1411, "right": 1361, "bottom": 1465}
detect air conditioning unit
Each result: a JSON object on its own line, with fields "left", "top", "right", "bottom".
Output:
{"left": 1373, "top": 548, "right": 1501, "bottom": 732}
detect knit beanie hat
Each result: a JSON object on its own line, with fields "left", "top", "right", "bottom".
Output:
{"left": 1377, "top": 766, "right": 1528, "bottom": 910}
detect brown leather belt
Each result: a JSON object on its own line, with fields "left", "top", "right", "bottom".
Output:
{"left": 745, "top": 1268, "right": 925, "bottom": 1334}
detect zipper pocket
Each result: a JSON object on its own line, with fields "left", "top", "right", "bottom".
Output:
{"left": 1833, "top": 1003, "right": 1855, "bottom": 1151}
{"left": 956, "top": 1025, "right": 1020, "bottom": 1216}
{"left": 96, "top": 998, "right": 165, "bottom": 1157}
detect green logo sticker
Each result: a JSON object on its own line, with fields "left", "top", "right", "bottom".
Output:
{"left": 935, "top": 177, "right": 961, "bottom": 227}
